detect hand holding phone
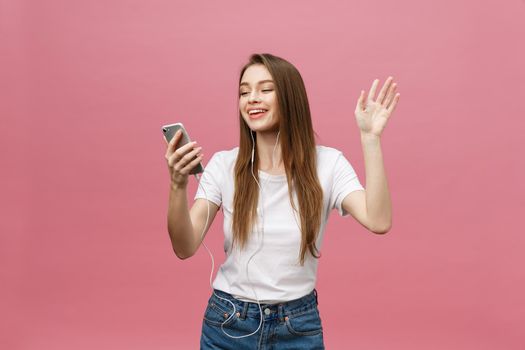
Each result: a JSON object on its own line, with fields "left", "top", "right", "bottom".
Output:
{"left": 162, "top": 122, "right": 204, "bottom": 187}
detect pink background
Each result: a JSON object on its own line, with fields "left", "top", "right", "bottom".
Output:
{"left": 2, "top": 0, "right": 524, "bottom": 349}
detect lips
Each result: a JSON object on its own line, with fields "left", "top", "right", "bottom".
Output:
{"left": 247, "top": 107, "right": 268, "bottom": 113}
{"left": 248, "top": 110, "right": 268, "bottom": 119}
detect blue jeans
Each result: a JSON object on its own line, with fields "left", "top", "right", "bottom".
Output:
{"left": 200, "top": 288, "right": 325, "bottom": 349}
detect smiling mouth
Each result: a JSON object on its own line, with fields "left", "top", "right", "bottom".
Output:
{"left": 248, "top": 110, "right": 268, "bottom": 119}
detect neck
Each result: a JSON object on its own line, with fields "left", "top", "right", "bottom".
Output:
{"left": 254, "top": 130, "right": 283, "bottom": 172}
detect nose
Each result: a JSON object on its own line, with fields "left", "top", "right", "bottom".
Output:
{"left": 248, "top": 91, "right": 261, "bottom": 103}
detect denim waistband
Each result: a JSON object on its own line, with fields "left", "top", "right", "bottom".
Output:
{"left": 208, "top": 289, "right": 319, "bottom": 321}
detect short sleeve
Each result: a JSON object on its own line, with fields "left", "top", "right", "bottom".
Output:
{"left": 330, "top": 152, "right": 365, "bottom": 217}
{"left": 194, "top": 152, "right": 223, "bottom": 208}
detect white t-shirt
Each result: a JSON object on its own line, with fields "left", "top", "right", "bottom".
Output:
{"left": 194, "top": 145, "right": 365, "bottom": 303}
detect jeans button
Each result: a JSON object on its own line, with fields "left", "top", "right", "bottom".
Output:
{"left": 264, "top": 308, "right": 271, "bottom": 315}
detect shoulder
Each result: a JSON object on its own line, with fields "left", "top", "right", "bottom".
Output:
{"left": 315, "top": 144, "right": 360, "bottom": 179}
{"left": 316, "top": 144, "right": 342, "bottom": 156}
{"left": 205, "top": 147, "right": 239, "bottom": 173}
{"left": 314, "top": 145, "right": 343, "bottom": 181}
{"left": 211, "top": 146, "right": 239, "bottom": 162}
{"left": 315, "top": 145, "right": 344, "bottom": 165}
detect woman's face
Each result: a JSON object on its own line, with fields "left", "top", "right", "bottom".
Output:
{"left": 239, "top": 64, "right": 279, "bottom": 132}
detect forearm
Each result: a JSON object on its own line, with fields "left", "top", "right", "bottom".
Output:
{"left": 167, "top": 184, "right": 196, "bottom": 258}
{"left": 360, "top": 133, "right": 392, "bottom": 232}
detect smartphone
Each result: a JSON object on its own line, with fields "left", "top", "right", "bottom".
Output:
{"left": 161, "top": 122, "right": 204, "bottom": 175}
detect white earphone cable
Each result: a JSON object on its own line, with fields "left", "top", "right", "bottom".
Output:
{"left": 192, "top": 129, "right": 280, "bottom": 339}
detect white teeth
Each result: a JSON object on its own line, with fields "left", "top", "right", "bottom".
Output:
{"left": 249, "top": 109, "right": 267, "bottom": 114}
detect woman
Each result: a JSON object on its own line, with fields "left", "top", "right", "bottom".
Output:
{"left": 164, "top": 53, "right": 399, "bottom": 349}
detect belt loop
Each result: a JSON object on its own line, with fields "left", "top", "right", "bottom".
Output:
{"left": 239, "top": 301, "right": 248, "bottom": 320}
{"left": 313, "top": 288, "right": 319, "bottom": 305}
{"left": 277, "top": 303, "right": 285, "bottom": 322}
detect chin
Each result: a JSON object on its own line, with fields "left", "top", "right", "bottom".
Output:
{"left": 252, "top": 126, "right": 279, "bottom": 134}
{"left": 244, "top": 117, "right": 278, "bottom": 131}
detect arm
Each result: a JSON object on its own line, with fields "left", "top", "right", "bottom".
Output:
{"left": 342, "top": 134, "right": 391, "bottom": 234}
{"left": 343, "top": 76, "right": 400, "bottom": 234}
{"left": 164, "top": 129, "right": 221, "bottom": 259}
{"left": 167, "top": 185, "right": 220, "bottom": 259}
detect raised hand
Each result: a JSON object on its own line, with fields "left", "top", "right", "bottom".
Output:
{"left": 355, "top": 76, "right": 400, "bottom": 138}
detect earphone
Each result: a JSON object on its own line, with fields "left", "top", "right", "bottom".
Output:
{"left": 193, "top": 129, "right": 281, "bottom": 338}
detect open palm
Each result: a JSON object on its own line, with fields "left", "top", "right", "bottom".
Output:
{"left": 355, "top": 76, "right": 400, "bottom": 137}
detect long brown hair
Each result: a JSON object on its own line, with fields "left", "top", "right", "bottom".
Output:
{"left": 232, "top": 53, "right": 323, "bottom": 265}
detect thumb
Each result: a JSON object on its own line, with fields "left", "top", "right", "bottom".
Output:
{"left": 355, "top": 90, "right": 365, "bottom": 113}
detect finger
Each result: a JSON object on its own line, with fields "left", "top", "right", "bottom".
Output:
{"left": 167, "top": 141, "right": 196, "bottom": 164}
{"left": 376, "top": 76, "right": 393, "bottom": 104}
{"left": 360, "top": 90, "right": 366, "bottom": 110}
{"left": 387, "top": 93, "right": 400, "bottom": 113}
{"left": 383, "top": 83, "right": 397, "bottom": 107}
{"left": 175, "top": 140, "right": 198, "bottom": 158}
{"left": 368, "top": 79, "right": 379, "bottom": 102}
{"left": 178, "top": 148, "right": 203, "bottom": 174}
{"left": 166, "top": 131, "right": 187, "bottom": 157}
{"left": 182, "top": 147, "right": 202, "bottom": 163}
{"left": 355, "top": 90, "right": 365, "bottom": 113}
{"left": 169, "top": 130, "right": 182, "bottom": 148}
{"left": 172, "top": 145, "right": 201, "bottom": 168}
{"left": 166, "top": 131, "right": 183, "bottom": 157}
{"left": 181, "top": 153, "right": 204, "bottom": 175}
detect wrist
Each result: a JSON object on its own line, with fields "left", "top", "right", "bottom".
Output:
{"left": 170, "top": 182, "right": 188, "bottom": 192}
{"left": 360, "top": 132, "right": 381, "bottom": 142}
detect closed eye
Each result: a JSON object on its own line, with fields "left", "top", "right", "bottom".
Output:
{"left": 239, "top": 89, "right": 273, "bottom": 96}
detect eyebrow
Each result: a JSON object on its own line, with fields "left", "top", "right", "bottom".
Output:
{"left": 239, "top": 79, "right": 274, "bottom": 87}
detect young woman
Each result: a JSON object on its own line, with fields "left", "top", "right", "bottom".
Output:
{"left": 164, "top": 53, "right": 399, "bottom": 349}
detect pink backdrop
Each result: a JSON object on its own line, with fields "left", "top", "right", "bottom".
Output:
{"left": 2, "top": 0, "right": 524, "bottom": 349}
